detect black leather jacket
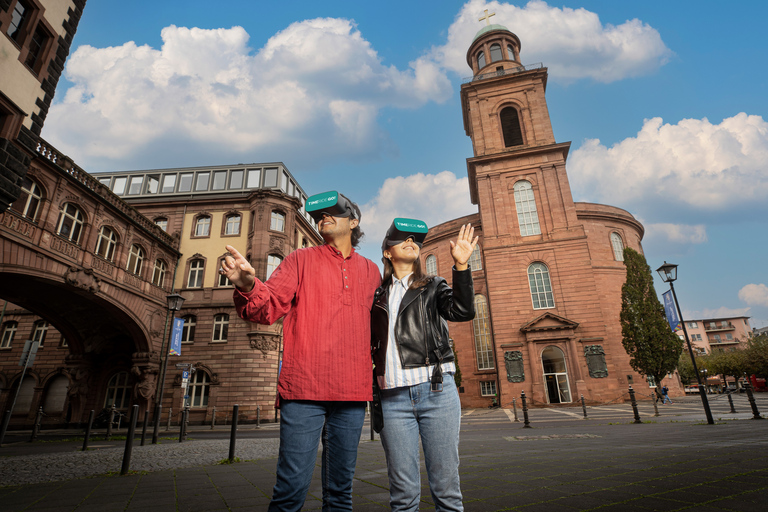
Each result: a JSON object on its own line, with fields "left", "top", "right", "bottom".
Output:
{"left": 371, "top": 268, "right": 475, "bottom": 384}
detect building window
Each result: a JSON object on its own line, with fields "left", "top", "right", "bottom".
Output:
{"left": 425, "top": 255, "right": 437, "bottom": 275}
{"left": 217, "top": 259, "right": 231, "bottom": 287}
{"left": 267, "top": 255, "right": 282, "bottom": 280}
{"left": 212, "top": 314, "right": 229, "bottom": 342}
{"left": 7, "top": 1, "right": 30, "bottom": 42}
{"left": 188, "top": 259, "right": 204, "bottom": 288}
{"left": 10, "top": 177, "right": 42, "bottom": 221}
{"left": 688, "top": 321, "right": 698, "bottom": 328}
{"left": 212, "top": 171, "right": 227, "bottom": 190}
{"left": 104, "top": 372, "right": 131, "bottom": 409}
{"left": 154, "top": 217, "right": 168, "bottom": 231}
{"left": 23, "top": 22, "right": 51, "bottom": 74}
{"left": 507, "top": 44, "right": 515, "bottom": 60}
{"left": 181, "top": 315, "right": 196, "bottom": 343}
{"left": 230, "top": 170, "right": 244, "bottom": 188}
{"left": 126, "top": 244, "right": 144, "bottom": 275}
{"left": 189, "top": 371, "right": 211, "bottom": 407}
{"left": 477, "top": 51, "right": 486, "bottom": 69}
{"left": 195, "top": 172, "right": 210, "bottom": 191}
{"left": 178, "top": 173, "right": 193, "bottom": 192}
{"left": 56, "top": 203, "right": 84, "bottom": 243}
{"left": 145, "top": 175, "right": 159, "bottom": 194}
{"left": 95, "top": 227, "right": 118, "bottom": 262}
{"left": 513, "top": 181, "right": 541, "bottom": 236}
{"left": 647, "top": 375, "right": 657, "bottom": 388}
{"left": 467, "top": 246, "right": 482, "bottom": 271}
{"left": 610, "top": 232, "right": 624, "bottom": 261}
{"left": 473, "top": 295, "right": 494, "bottom": 370}
{"left": 152, "top": 259, "right": 166, "bottom": 287}
{"left": 246, "top": 168, "right": 261, "bottom": 188}
{"left": 726, "top": 333, "right": 733, "bottom": 341}
{"left": 270, "top": 211, "right": 285, "bottom": 232}
{"left": 127, "top": 176, "right": 142, "bottom": 195}
{"left": 225, "top": 214, "right": 241, "bottom": 235}
{"left": 528, "top": 262, "right": 555, "bottom": 309}
{"left": 1, "top": 321, "right": 18, "bottom": 349}
{"left": 713, "top": 334, "right": 721, "bottom": 342}
{"left": 32, "top": 320, "right": 48, "bottom": 347}
{"left": 500, "top": 107, "right": 524, "bottom": 147}
{"left": 489, "top": 43, "right": 502, "bottom": 63}
{"left": 161, "top": 174, "right": 176, "bottom": 193}
{"left": 195, "top": 216, "right": 211, "bottom": 237}
{"left": 480, "top": 381, "right": 497, "bottom": 397}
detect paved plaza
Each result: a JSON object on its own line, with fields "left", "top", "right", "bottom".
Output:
{"left": 1, "top": 395, "right": 766, "bottom": 511}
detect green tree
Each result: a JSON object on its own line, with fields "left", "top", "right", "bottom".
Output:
{"left": 744, "top": 333, "right": 768, "bottom": 378}
{"left": 677, "top": 352, "right": 698, "bottom": 385}
{"left": 620, "top": 248, "right": 685, "bottom": 397}
{"left": 707, "top": 349, "right": 747, "bottom": 387}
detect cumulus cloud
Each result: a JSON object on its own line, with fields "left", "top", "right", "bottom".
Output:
{"left": 691, "top": 306, "right": 752, "bottom": 319}
{"left": 431, "top": 0, "right": 670, "bottom": 82}
{"left": 644, "top": 223, "right": 708, "bottom": 244}
{"left": 739, "top": 284, "right": 768, "bottom": 308}
{"left": 569, "top": 113, "right": 768, "bottom": 222}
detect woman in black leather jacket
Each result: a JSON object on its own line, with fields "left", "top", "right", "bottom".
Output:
{"left": 371, "top": 220, "right": 477, "bottom": 512}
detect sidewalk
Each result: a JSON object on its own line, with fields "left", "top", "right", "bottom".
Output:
{"left": 1, "top": 411, "right": 767, "bottom": 511}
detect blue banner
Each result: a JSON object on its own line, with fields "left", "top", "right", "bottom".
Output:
{"left": 662, "top": 291, "right": 681, "bottom": 332}
{"left": 169, "top": 317, "right": 185, "bottom": 355}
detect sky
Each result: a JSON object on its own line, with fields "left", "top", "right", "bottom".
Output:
{"left": 41, "top": 0, "right": 768, "bottom": 328}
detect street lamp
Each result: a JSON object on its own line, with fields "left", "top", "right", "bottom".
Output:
{"left": 152, "top": 293, "right": 186, "bottom": 444}
{"left": 656, "top": 262, "right": 714, "bottom": 425}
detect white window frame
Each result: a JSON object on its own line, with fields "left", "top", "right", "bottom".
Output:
{"left": 480, "top": 381, "right": 497, "bottom": 396}
{"left": 195, "top": 216, "right": 211, "bottom": 237}
{"left": 467, "top": 246, "right": 482, "bottom": 271}
{"left": 126, "top": 244, "right": 144, "bottom": 275}
{"left": 473, "top": 295, "right": 494, "bottom": 370}
{"left": 528, "top": 262, "right": 555, "bottom": 310}
{"left": 1, "top": 321, "right": 18, "bottom": 349}
{"left": 513, "top": 181, "right": 541, "bottom": 236}
{"left": 425, "top": 255, "right": 437, "bottom": 275}
{"left": 189, "top": 371, "right": 210, "bottom": 407}
{"left": 188, "top": 260, "right": 204, "bottom": 288}
{"left": 181, "top": 315, "right": 196, "bottom": 343}
{"left": 610, "top": 232, "right": 624, "bottom": 261}
{"left": 267, "top": 255, "right": 282, "bottom": 280}
{"left": 212, "top": 314, "right": 229, "bottom": 342}
{"left": 32, "top": 320, "right": 48, "bottom": 347}
{"left": 104, "top": 371, "right": 131, "bottom": 409}
{"left": 95, "top": 226, "right": 118, "bottom": 261}
{"left": 152, "top": 259, "right": 166, "bottom": 287}
{"left": 56, "top": 203, "right": 84, "bottom": 243}
{"left": 225, "top": 214, "right": 241, "bottom": 235}
{"left": 270, "top": 211, "right": 285, "bottom": 232}
{"left": 155, "top": 218, "right": 168, "bottom": 231}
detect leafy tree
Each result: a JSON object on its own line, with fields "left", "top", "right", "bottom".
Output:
{"left": 707, "top": 349, "right": 747, "bottom": 385}
{"left": 677, "top": 352, "right": 698, "bottom": 385}
{"left": 620, "top": 248, "right": 685, "bottom": 397}
{"left": 744, "top": 333, "right": 768, "bottom": 378}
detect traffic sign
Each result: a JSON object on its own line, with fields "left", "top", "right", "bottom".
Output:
{"left": 175, "top": 363, "right": 191, "bottom": 368}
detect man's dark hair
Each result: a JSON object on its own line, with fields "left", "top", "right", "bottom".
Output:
{"left": 339, "top": 193, "right": 364, "bottom": 248}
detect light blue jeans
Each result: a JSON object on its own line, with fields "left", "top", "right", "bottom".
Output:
{"left": 380, "top": 374, "right": 463, "bottom": 511}
{"left": 268, "top": 400, "right": 366, "bottom": 512}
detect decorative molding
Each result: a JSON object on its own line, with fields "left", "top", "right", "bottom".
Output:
{"left": 64, "top": 266, "right": 100, "bottom": 293}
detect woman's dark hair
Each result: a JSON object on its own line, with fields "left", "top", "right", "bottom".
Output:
{"left": 339, "top": 193, "right": 364, "bottom": 248}
{"left": 381, "top": 250, "right": 434, "bottom": 289}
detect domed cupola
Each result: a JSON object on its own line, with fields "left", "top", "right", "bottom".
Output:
{"left": 466, "top": 10, "right": 522, "bottom": 77}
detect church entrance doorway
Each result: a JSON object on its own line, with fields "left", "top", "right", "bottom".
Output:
{"left": 542, "top": 346, "right": 571, "bottom": 404}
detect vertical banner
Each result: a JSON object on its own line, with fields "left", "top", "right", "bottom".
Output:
{"left": 169, "top": 317, "right": 185, "bottom": 355}
{"left": 662, "top": 291, "right": 681, "bottom": 332}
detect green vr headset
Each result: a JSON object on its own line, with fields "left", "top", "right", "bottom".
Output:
{"left": 381, "top": 218, "right": 429, "bottom": 253}
{"left": 305, "top": 191, "right": 357, "bottom": 223}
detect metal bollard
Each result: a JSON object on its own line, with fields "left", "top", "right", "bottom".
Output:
{"left": 0, "top": 410, "right": 11, "bottom": 446}
{"left": 120, "top": 405, "right": 139, "bottom": 476}
{"left": 211, "top": 406, "right": 216, "bottom": 430}
{"left": 727, "top": 392, "right": 736, "bottom": 414}
{"left": 256, "top": 405, "right": 261, "bottom": 429}
{"left": 581, "top": 395, "right": 588, "bottom": 419}
{"left": 652, "top": 395, "right": 660, "bottom": 417}
{"left": 229, "top": 404, "right": 239, "bottom": 463}
{"left": 629, "top": 386, "right": 642, "bottom": 424}
{"left": 29, "top": 407, "right": 43, "bottom": 442}
{"left": 166, "top": 407, "right": 172, "bottom": 431}
{"left": 82, "top": 410, "right": 95, "bottom": 451}
{"left": 140, "top": 409, "right": 149, "bottom": 446}
{"left": 152, "top": 404, "right": 162, "bottom": 445}
{"left": 521, "top": 391, "right": 531, "bottom": 428}
{"left": 512, "top": 398, "right": 519, "bottom": 422}
{"left": 744, "top": 382, "right": 764, "bottom": 420}
{"left": 106, "top": 404, "right": 116, "bottom": 440}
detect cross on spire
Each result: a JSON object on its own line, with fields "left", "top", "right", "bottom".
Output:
{"left": 479, "top": 9, "right": 496, "bottom": 26}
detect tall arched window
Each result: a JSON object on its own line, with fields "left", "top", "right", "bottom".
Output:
{"left": 189, "top": 371, "right": 211, "bottom": 407}
{"left": 212, "top": 314, "right": 229, "bottom": 342}
{"left": 195, "top": 215, "right": 211, "bottom": 237}
{"left": 468, "top": 246, "right": 482, "bottom": 271}
{"left": 225, "top": 214, "right": 241, "bottom": 235}
{"left": 95, "top": 226, "right": 118, "bottom": 261}
{"left": 56, "top": 203, "right": 84, "bottom": 243}
{"left": 104, "top": 372, "right": 131, "bottom": 409}
{"left": 1, "top": 321, "right": 18, "bottom": 348}
{"left": 181, "top": 315, "right": 196, "bottom": 343}
{"left": 188, "top": 259, "right": 205, "bottom": 288}
{"left": 267, "top": 255, "right": 282, "bottom": 279}
{"left": 610, "top": 232, "right": 625, "bottom": 261}
{"left": 126, "top": 244, "right": 144, "bottom": 275}
{"left": 152, "top": 259, "right": 166, "bottom": 287}
{"left": 477, "top": 51, "right": 486, "bottom": 69}
{"left": 473, "top": 295, "right": 494, "bottom": 370}
{"left": 528, "top": 262, "right": 555, "bottom": 309}
{"left": 513, "top": 181, "right": 541, "bottom": 236}
{"left": 10, "top": 177, "right": 42, "bottom": 221}
{"left": 507, "top": 44, "right": 515, "bottom": 60}
{"left": 489, "top": 43, "right": 502, "bottom": 62}
{"left": 500, "top": 107, "right": 524, "bottom": 147}
{"left": 42, "top": 375, "right": 69, "bottom": 414}
{"left": 425, "top": 255, "right": 437, "bottom": 275}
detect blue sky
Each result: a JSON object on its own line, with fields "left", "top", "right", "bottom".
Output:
{"left": 42, "top": 0, "right": 768, "bottom": 328}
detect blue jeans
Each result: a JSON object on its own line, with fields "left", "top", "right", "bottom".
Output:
{"left": 380, "top": 375, "right": 463, "bottom": 511}
{"left": 268, "top": 400, "right": 366, "bottom": 512}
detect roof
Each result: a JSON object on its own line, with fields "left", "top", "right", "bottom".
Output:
{"left": 473, "top": 24, "right": 513, "bottom": 42}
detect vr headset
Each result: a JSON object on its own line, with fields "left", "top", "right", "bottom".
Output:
{"left": 381, "top": 218, "right": 429, "bottom": 253}
{"left": 305, "top": 191, "right": 357, "bottom": 223}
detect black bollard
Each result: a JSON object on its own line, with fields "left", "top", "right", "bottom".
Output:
{"left": 629, "top": 386, "right": 642, "bottom": 424}
{"left": 29, "top": 407, "right": 43, "bottom": 442}
{"left": 82, "top": 410, "right": 95, "bottom": 451}
{"left": 0, "top": 410, "right": 11, "bottom": 446}
{"left": 521, "top": 391, "right": 531, "bottom": 428}
{"left": 727, "top": 392, "right": 737, "bottom": 414}
{"left": 744, "top": 382, "right": 763, "bottom": 420}
{"left": 229, "top": 404, "right": 239, "bottom": 463}
{"left": 211, "top": 406, "right": 216, "bottom": 430}
{"left": 581, "top": 394, "right": 588, "bottom": 419}
{"left": 152, "top": 404, "right": 162, "bottom": 444}
{"left": 512, "top": 398, "right": 519, "bottom": 422}
{"left": 140, "top": 409, "right": 149, "bottom": 446}
{"left": 178, "top": 408, "right": 186, "bottom": 443}
{"left": 256, "top": 405, "right": 261, "bottom": 429}
{"left": 120, "top": 405, "right": 139, "bottom": 476}
{"left": 106, "top": 404, "right": 116, "bottom": 441}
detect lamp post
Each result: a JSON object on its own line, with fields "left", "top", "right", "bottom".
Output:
{"left": 152, "top": 293, "right": 186, "bottom": 444}
{"left": 656, "top": 262, "right": 714, "bottom": 425}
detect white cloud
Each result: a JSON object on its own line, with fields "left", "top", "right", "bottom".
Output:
{"left": 431, "top": 0, "right": 670, "bottom": 82}
{"left": 739, "top": 284, "right": 768, "bottom": 308}
{"left": 569, "top": 113, "right": 768, "bottom": 219}
{"left": 644, "top": 223, "right": 708, "bottom": 244}
{"left": 691, "top": 306, "right": 751, "bottom": 319}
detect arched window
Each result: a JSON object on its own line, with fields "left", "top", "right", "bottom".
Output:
{"left": 1, "top": 321, "right": 18, "bottom": 349}
{"left": 490, "top": 43, "right": 502, "bottom": 62}
{"left": 42, "top": 375, "right": 69, "bottom": 414}
{"left": 610, "top": 232, "right": 625, "bottom": 261}
{"left": 473, "top": 295, "right": 494, "bottom": 370}
{"left": 56, "top": 203, "right": 84, "bottom": 243}
{"left": 195, "top": 215, "right": 211, "bottom": 237}
{"left": 12, "top": 376, "right": 35, "bottom": 414}
{"left": 154, "top": 217, "right": 168, "bottom": 231}
{"left": 126, "top": 244, "right": 144, "bottom": 275}
{"left": 188, "top": 259, "right": 205, "bottom": 288}
{"left": 212, "top": 314, "right": 229, "bottom": 342}
{"left": 528, "top": 262, "right": 555, "bottom": 309}
{"left": 425, "top": 255, "right": 437, "bottom": 275}
{"left": 267, "top": 255, "right": 282, "bottom": 279}
{"left": 10, "top": 177, "right": 42, "bottom": 221}
{"left": 152, "top": 259, "right": 166, "bottom": 287}
{"left": 225, "top": 214, "right": 241, "bottom": 235}
{"left": 507, "top": 44, "right": 515, "bottom": 60}
{"left": 104, "top": 371, "right": 131, "bottom": 409}
{"left": 500, "top": 107, "right": 524, "bottom": 147}
{"left": 32, "top": 320, "right": 48, "bottom": 347}
{"left": 189, "top": 371, "right": 211, "bottom": 407}
{"left": 270, "top": 211, "right": 285, "bottom": 232}
{"left": 477, "top": 51, "right": 486, "bottom": 69}
{"left": 95, "top": 226, "right": 118, "bottom": 261}
{"left": 513, "top": 181, "right": 541, "bottom": 236}
{"left": 181, "top": 315, "right": 196, "bottom": 343}
{"left": 468, "top": 246, "right": 482, "bottom": 271}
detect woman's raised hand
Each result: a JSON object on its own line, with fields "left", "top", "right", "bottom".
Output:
{"left": 450, "top": 224, "right": 479, "bottom": 271}
{"left": 222, "top": 245, "right": 257, "bottom": 292}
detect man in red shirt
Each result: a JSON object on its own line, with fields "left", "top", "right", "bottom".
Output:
{"left": 222, "top": 192, "right": 380, "bottom": 511}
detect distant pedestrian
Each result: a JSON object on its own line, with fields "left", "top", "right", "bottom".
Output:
{"left": 661, "top": 385, "right": 672, "bottom": 404}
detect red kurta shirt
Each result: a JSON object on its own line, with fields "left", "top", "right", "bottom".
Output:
{"left": 233, "top": 244, "right": 381, "bottom": 402}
